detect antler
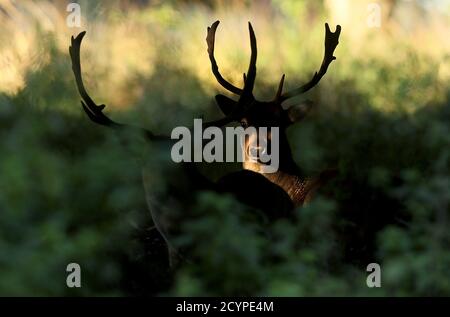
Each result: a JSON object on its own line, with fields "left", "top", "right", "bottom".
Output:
{"left": 69, "top": 32, "right": 121, "bottom": 127}
{"left": 207, "top": 21, "right": 242, "bottom": 95}
{"left": 207, "top": 20, "right": 258, "bottom": 100}
{"left": 69, "top": 32, "right": 164, "bottom": 139}
{"left": 279, "top": 23, "right": 341, "bottom": 102}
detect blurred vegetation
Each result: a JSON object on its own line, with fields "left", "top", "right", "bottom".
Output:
{"left": 0, "top": 0, "right": 449, "bottom": 296}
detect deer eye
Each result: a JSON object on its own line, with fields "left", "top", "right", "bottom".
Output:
{"left": 240, "top": 120, "right": 249, "bottom": 128}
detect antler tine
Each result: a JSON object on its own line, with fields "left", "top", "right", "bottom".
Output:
{"left": 240, "top": 22, "right": 257, "bottom": 99}
{"left": 280, "top": 23, "right": 341, "bottom": 102}
{"left": 274, "top": 74, "right": 286, "bottom": 101}
{"left": 207, "top": 21, "right": 243, "bottom": 95}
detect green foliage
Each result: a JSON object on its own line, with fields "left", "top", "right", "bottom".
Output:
{"left": 0, "top": 95, "right": 153, "bottom": 296}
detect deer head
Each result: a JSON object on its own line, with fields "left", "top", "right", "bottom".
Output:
{"left": 205, "top": 21, "right": 341, "bottom": 204}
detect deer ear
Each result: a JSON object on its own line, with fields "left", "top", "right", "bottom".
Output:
{"left": 215, "top": 94, "right": 237, "bottom": 116}
{"left": 286, "top": 100, "right": 314, "bottom": 124}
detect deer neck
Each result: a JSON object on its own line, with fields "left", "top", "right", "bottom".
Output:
{"left": 243, "top": 162, "right": 310, "bottom": 206}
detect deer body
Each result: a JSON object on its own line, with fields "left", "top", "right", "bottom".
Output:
{"left": 69, "top": 20, "right": 341, "bottom": 262}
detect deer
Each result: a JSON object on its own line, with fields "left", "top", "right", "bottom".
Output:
{"left": 69, "top": 20, "right": 341, "bottom": 264}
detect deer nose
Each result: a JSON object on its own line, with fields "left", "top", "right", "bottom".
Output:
{"left": 247, "top": 144, "right": 266, "bottom": 159}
